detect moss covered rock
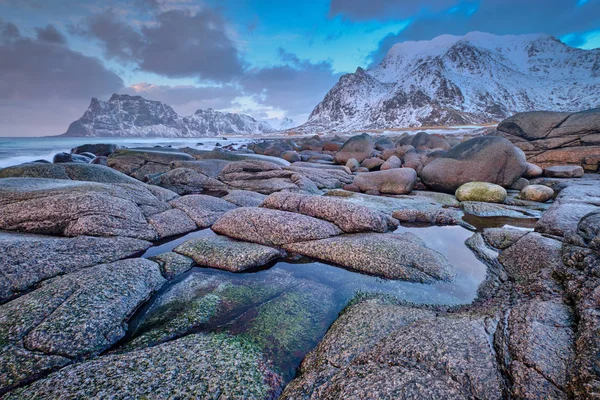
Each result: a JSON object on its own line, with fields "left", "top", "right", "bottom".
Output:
{"left": 455, "top": 182, "right": 507, "bottom": 203}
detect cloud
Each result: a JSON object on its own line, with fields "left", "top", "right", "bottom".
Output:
{"left": 0, "top": 20, "right": 124, "bottom": 136}
{"left": 76, "top": 7, "right": 244, "bottom": 82}
{"left": 330, "top": 0, "right": 600, "bottom": 65}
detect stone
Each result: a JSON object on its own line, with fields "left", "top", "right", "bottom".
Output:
{"left": 460, "top": 201, "right": 541, "bottom": 219}
{"left": 218, "top": 160, "right": 301, "bottom": 194}
{"left": 262, "top": 192, "right": 398, "bottom": 233}
{"left": 322, "top": 141, "right": 343, "bottom": 152}
{"left": 360, "top": 157, "right": 384, "bottom": 170}
{"left": 0, "top": 178, "right": 170, "bottom": 240}
{"left": 281, "top": 150, "right": 301, "bottom": 163}
{"left": 0, "top": 258, "right": 165, "bottom": 393}
{"left": 52, "top": 152, "right": 90, "bottom": 164}
{"left": 149, "top": 252, "right": 195, "bottom": 279}
{"left": 174, "top": 235, "right": 283, "bottom": 272}
{"left": 345, "top": 158, "right": 360, "bottom": 172}
{"left": 212, "top": 207, "right": 342, "bottom": 246}
{"left": 578, "top": 212, "right": 600, "bottom": 250}
{"left": 333, "top": 133, "right": 374, "bottom": 164}
{"left": 183, "top": 148, "right": 290, "bottom": 167}
{"left": 455, "top": 182, "right": 507, "bottom": 203}
{"left": 146, "top": 167, "right": 226, "bottom": 195}
{"left": 519, "top": 184, "right": 554, "bottom": 202}
{"left": 410, "top": 131, "right": 451, "bottom": 151}
{"left": 496, "top": 108, "right": 600, "bottom": 171}
{"left": 308, "top": 154, "right": 334, "bottom": 163}
{"left": 170, "top": 159, "right": 231, "bottom": 178}
{"left": 0, "top": 233, "right": 151, "bottom": 303}
{"left": 524, "top": 162, "right": 543, "bottom": 178}
{"left": 482, "top": 227, "right": 528, "bottom": 250}
{"left": 508, "top": 177, "right": 529, "bottom": 190}
{"left": 0, "top": 162, "right": 139, "bottom": 185}
{"left": 544, "top": 165, "right": 585, "bottom": 178}
{"left": 284, "top": 232, "right": 455, "bottom": 282}
{"left": 71, "top": 143, "right": 117, "bottom": 157}
{"left": 420, "top": 136, "right": 527, "bottom": 192}
{"left": 147, "top": 208, "right": 197, "bottom": 239}
{"left": 380, "top": 155, "right": 402, "bottom": 170}
{"left": 169, "top": 194, "right": 237, "bottom": 229}
{"left": 107, "top": 149, "right": 195, "bottom": 181}
{"left": 4, "top": 333, "right": 282, "bottom": 400}
{"left": 353, "top": 168, "right": 417, "bottom": 195}
{"left": 222, "top": 189, "right": 267, "bottom": 207}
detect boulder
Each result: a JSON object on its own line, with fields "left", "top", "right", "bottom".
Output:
{"left": 169, "top": 159, "right": 230, "bottom": 178}
{"left": 544, "top": 165, "right": 584, "bottom": 178}
{"left": 212, "top": 207, "right": 342, "bottom": 246}
{"left": 174, "top": 235, "right": 283, "bottom": 272}
{"left": 374, "top": 137, "right": 395, "bottom": 151}
{"left": 262, "top": 192, "right": 398, "bottom": 233}
{"left": 410, "top": 132, "right": 451, "bottom": 151}
{"left": 345, "top": 158, "right": 360, "bottom": 172}
{"left": 360, "top": 157, "right": 384, "bottom": 170}
{"left": 218, "top": 160, "right": 300, "bottom": 194}
{"left": 4, "top": 333, "right": 282, "bottom": 400}
{"left": 149, "top": 252, "right": 195, "bottom": 279}
{"left": 107, "top": 149, "right": 195, "bottom": 181}
{"left": 147, "top": 208, "right": 197, "bottom": 239}
{"left": 322, "top": 141, "right": 343, "bottom": 152}
{"left": 0, "top": 162, "right": 139, "bottom": 184}
{"left": 281, "top": 150, "right": 301, "bottom": 163}
{"left": 519, "top": 185, "right": 554, "bottom": 202}
{"left": 420, "top": 136, "right": 527, "bottom": 192}
{"left": 285, "top": 165, "right": 354, "bottom": 189}
{"left": 146, "top": 168, "right": 226, "bottom": 195}
{"left": 496, "top": 109, "right": 600, "bottom": 172}
{"left": 455, "top": 182, "right": 507, "bottom": 203}
{"left": 0, "top": 233, "right": 151, "bottom": 302}
{"left": 284, "top": 232, "right": 455, "bottom": 283}
{"left": 380, "top": 155, "right": 402, "bottom": 170}
{"left": 334, "top": 133, "right": 374, "bottom": 164}
{"left": 52, "top": 153, "right": 90, "bottom": 164}
{"left": 169, "top": 194, "right": 237, "bottom": 229}
{"left": 71, "top": 143, "right": 118, "bottom": 157}
{"left": 524, "top": 162, "right": 543, "bottom": 178}
{"left": 222, "top": 190, "right": 267, "bottom": 207}
{"left": 353, "top": 168, "right": 417, "bottom": 195}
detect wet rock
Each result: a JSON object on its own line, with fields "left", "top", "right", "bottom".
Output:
{"left": 222, "top": 189, "right": 267, "bottom": 207}
{"left": 482, "top": 227, "right": 528, "bottom": 250}
{"left": 147, "top": 208, "right": 197, "bottom": 239}
{"left": 212, "top": 207, "right": 342, "bottom": 246}
{"left": 52, "top": 152, "right": 90, "bottom": 164}
{"left": 455, "top": 182, "right": 507, "bottom": 203}
{"left": 149, "top": 252, "right": 195, "bottom": 279}
{"left": 420, "top": 136, "right": 527, "bottom": 192}
{"left": 107, "top": 149, "right": 195, "bottom": 181}
{"left": 544, "top": 165, "right": 584, "bottom": 178}
{"left": 374, "top": 137, "right": 395, "bottom": 151}
{"left": 519, "top": 184, "right": 554, "bottom": 202}
{"left": 461, "top": 201, "right": 541, "bottom": 219}
{"left": 170, "top": 194, "right": 237, "bottom": 229}
{"left": 496, "top": 109, "right": 600, "bottom": 171}
{"left": 578, "top": 212, "right": 600, "bottom": 250}
{"left": 147, "top": 167, "right": 226, "bottom": 195}
{"left": 380, "top": 155, "right": 402, "bottom": 170}
{"left": 0, "top": 178, "right": 170, "bottom": 240}
{"left": 0, "top": 233, "right": 151, "bottom": 303}
{"left": 71, "top": 143, "right": 117, "bottom": 157}
{"left": 174, "top": 235, "right": 283, "bottom": 272}
{"left": 360, "top": 157, "right": 384, "bottom": 170}
{"left": 284, "top": 232, "right": 455, "bottom": 282}
{"left": 5, "top": 333, "right": 282, "bottom": 400}
{"left": 524, "top": 162, "right": 544, "bottom": 178}
{"left": 262, "top": 192, "right": 398, "bottom": 233}
{"left": 333, "top": 133, "right": 374, "bottom": 164}
{"left": 301, "top": 137, "right": 323, "bottom": 152}
{"left": 0, "top": 258, "right": 165, "bottom": 393}
{"left": 353, "top": 168, "right": 417, "bottom": 195}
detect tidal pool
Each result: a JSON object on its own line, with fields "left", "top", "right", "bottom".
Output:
{"left": 123, "top": 223, "right": 494, "bottom": 383}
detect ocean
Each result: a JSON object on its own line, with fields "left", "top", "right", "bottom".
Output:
{"left": 0, "top": 136, "right": 256, "bottom": 169}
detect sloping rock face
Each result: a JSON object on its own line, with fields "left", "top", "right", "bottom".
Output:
{"left": 107, "top": 149, "right": 195, "bottom": 181}
{"left": 497, "top": 108, "right": 600, "bottom": 172}
{"left": 0, "top": 258, "right": 165, "bottom": 394}
{"left": 0, "top": 233, "right": 151, "bottom": 303}
{"left": 420, "top": 136, "right": 527, "bottom": 192}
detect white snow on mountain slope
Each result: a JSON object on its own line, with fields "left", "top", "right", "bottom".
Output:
{"left": 62, "top": 94, "right": 275, "bottom": 137}
{"left": 263, "top": 117, "right": 297, "bottom": 131}
{"left": 301, "top": 32, "right": 600, "bottom": 132}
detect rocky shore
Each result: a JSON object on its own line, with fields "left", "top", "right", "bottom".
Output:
{"left": 0, "top": 110, "right": 598, "bottom": 399}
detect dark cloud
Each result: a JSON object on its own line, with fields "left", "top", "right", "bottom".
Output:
{"left": 330, "top": 1, "right": 600, "bottom": 65}
{"left": 0, "top": 20, "right": 124, "bottom": 136}
{"left": 241, "top": 49, "right": 341, "bottom": 120}
{"left": 76, "top": 8, "right": 244, "bottom": 82}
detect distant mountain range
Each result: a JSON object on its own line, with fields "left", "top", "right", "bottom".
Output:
{"left": 62, "top": 94, "right": 275, "bottom": 137}
{"left": 300, "top": 32, "right": 600, "bottom": 132}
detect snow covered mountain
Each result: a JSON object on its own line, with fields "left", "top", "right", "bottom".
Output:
{"left": 302, "top": 32, "right": 600, "bottom": 132}
{"left": 62, "top": 94, "right": 274, "bottom": 137}
{"left": 263, "top": 117, "right": 297, "bottom": 131}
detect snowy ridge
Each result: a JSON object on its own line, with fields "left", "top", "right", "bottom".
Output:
{"left": 62, "top": 94, "right": 275, "bottom": 137}
{"left": 301, "top": 32, "right": 600, "bottom": 132}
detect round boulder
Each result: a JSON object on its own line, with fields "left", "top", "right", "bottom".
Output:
{"left": 455, "top": 182, "right": 507, "bottom": 203}
{"left": 353, "top": 168, "right": 417, "bottom": 195}
{"left": 380, "top": 155, "right": 402, "bottom": 170}
{"left": 334, "top": 133, "right": 374, "bottom": 164}
{"left": 519, "top": 185, "right": 554, "bottom": 202}
{"left": 523, "top": 162, "right": 543, "bottom": 179}
{"left": 281, "top": 151, "right": 301, "bottom": 163}
{"left": 420, "top": 136, "right": 527, "bottom": 193}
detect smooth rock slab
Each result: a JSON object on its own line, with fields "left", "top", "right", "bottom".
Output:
{"left": 212, "top": 207, "right": 342, "bottom": 246}
{"left": 5, "top": 333, "right": 282, "bottom": 400}
{"left": 262, "top": 192, "right": 397, "bottom": 233}
{"left": 149, "top": 252, "right": 195, "bottom": 279}
{"left": 222, "top": 190, "right": 267, "bottom": 207}
{"left": 544, "top": 165, "right": 585, "bottom": 178}
{"left": 174, "top": 236, "right": 284, "bottom": 272}
{"left": 170, "top": 194, "right": 237, "bottom": 228}
{"left": 147, "top": 208, "right": 197, "bottom": 239}
{"left": 284, "top": 233, "right": 455, "bottom": 282}
{"left": 0, "top": 258, "right": 165, "bottom": 393}
{"left": 0, "top": 233, "right": 151, "bottom": 303}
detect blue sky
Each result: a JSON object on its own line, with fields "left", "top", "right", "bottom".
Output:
{"left": 0, "top": 0, "right": 599, "bottom": 136}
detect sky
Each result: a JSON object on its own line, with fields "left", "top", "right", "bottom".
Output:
{"left": 0, "top": 0, "right": 599, "bottom": 137}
